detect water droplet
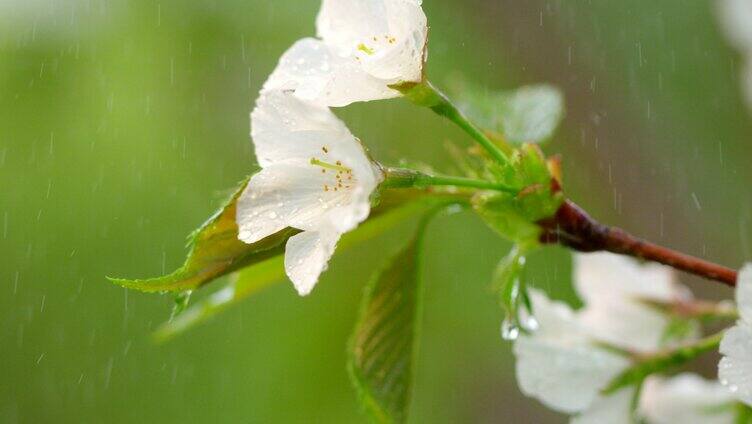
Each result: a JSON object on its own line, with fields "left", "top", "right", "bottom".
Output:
{"left": 522, "top": 316, "right": 539, "bottom": 332}
{"left": 268, "top": 211, "right": 278, "bottom": 219}
{"left": 500, "top": 319, "right": 519, "bottom": 341}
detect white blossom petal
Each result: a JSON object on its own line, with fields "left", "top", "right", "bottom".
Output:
{"left": 570, "top": 388, "right": 634, "bottom": 424}
{"left": 263, "top": 38, "right": 400, "bottom": 107}
{"left": 720, "top": 323, "right": 752, "bottom": 405}
{"left": 237, "top": 161, "right": 351, "bottom": 243}
{"left": 574, "top": 253, "right": 690, "bottom": 351}
{"left": 240, "top": 89, "right": 382, "bottom": 295}
{"left": 251, "top": 90, "right": 377, "bottom": 170}
{"left": 719, "top": 264, "right": 752, "bottom": 405}
{"left": 735, "top": 264, "right": 752, "bottom": 323}
{"left": 718, "top": 0, "right": 752, "bottom": 53}
{"left": 316, "top": 0, "right": 427, "bottom": 82}
{"left": 284, "top": 228, "right": 340, "bottom": 295}
{"left": 639, "top": 374, "right": 735, "bottom": 424}
{"left": 514, "top": 290, "right": 629, "bottom": 413}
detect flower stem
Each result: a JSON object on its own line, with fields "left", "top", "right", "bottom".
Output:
{"left": 641, "top": 298, "right": 738, "bottom": 322}
{"left": 381, "top": 167, "right": 517, "bottom": 194}
{"left": 396, "top": 81, "right": 511, "bottom": 165}
{"left": 603, "top": 331, "right": 724, "bottom": 394}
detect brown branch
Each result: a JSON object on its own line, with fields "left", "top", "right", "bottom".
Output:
{"left": 539, "top": 200, "right": 738, "bottom": 287}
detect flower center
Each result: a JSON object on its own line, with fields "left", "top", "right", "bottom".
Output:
{"left": 310, "top": 146, "right": 355, "bottom": 193}
{"left": 355, "top": 34, "right": 398, "bottom": 59}
{"left": 310, "top": 157, "right": 351, "bottom": 173}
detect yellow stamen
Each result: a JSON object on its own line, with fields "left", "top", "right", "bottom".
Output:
{"left": 310, "top": 157, "right": 351, "bottom": 173}
{"left": 357, "top": 43, "right": 375, "bottom": 55}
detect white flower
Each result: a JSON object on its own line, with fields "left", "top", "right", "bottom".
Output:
{"left": 513, "top": 253, "right": 697, "bottom": 421}
{"left": 570, "top": 388, "right": 634, "bottom": 424}
{"left": 719, "top": 263, "right": 752, "bottom": 404}
{"left": 718, "top": 0, "right": 752, "bottom": 53}
{"left": 514, "top": 290, "right": 630, "bottom": 413}
{"left": 264, "top": 0, "right": 428, "bottom": 107}
{"left": 574, "top": 252, "right": 692, "bottom": 352}
{"left": 638, "top": 373, "right": 735, "bottom": 424}
{"left": 237, "top": 90, "right": 383, "bottom": 295}
{"left": 570, "top": 374, "right": 735, "bottom": 424}
{"left": 718, "top": 0, "right": 752, "bottom": 109}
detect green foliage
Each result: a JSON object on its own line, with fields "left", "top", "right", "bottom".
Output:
{"left": 154, "top": 258, "right": 282, "bottom": 342}
{"left": 735, "top": 403, "right": 752, "bottom": 423}
{"left": 660, "top": 317, "right": 699, "bottom": 346}
{"left": 603, "top": 332, "right": 723, "bottom": 395}
{"left": 348, "top": 216, "right": 431, "bottom": 424}
{"left": 153, "top": 194, "right": 459, "bottom": 341}
{"left": 108, "top": 177, "right": 299, "bottom": 293}
{"left": 454, "top": 82, "right": 564, "bottom": 144}
{"left": 473, "top": 145, "right": 563, "bottom": 247}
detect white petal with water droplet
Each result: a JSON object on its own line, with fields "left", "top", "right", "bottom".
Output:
{"left": 237, "top": 161, "right": 351, "bottom": 243}
{"left": 239, "top": 90, "right": 382, "bottom": 295}
{"left": 264, "top": 38, "right": 400, "bottom": 107}
{"left": 719, "top": 323, "right": 752, "bottom": 405}
{"left": 513, "top": 291, "right": 629, "bottom": 413}
{"left": 316, "top": 0, "right": 427, "bottom": 83}
{"left": 284, "top": 228, "right": 340, "bottom": 296}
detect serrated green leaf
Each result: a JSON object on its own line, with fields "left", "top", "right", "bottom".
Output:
{"left": 153, "top": 194, "right": 460, "bottom": 341}
{"left": 108, "top": 176, "right": 299, "bottom": 293}
{"left": 348, "top": 215, "right": 432, "bottom": 424}
{"left": 455, "top": 82, "right": 564, "bottom": 144}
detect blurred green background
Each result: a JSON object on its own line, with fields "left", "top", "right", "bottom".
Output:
{"left": 2, "top": 0, "right": 751, "bottom": 422}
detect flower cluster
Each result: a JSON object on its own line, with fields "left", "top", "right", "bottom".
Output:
{"left": 514, "top": 252, "right": 743, "bottom": 423}
{"left": 236, "top": 0, "right": 428, "bottom": 295}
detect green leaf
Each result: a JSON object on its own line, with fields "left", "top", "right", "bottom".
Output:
{"left": 473, "top": 191, "right": 557, "bottom": 248}
{"left": 108, "top": 176, "right": 299, "bottom": 293}
{"left": 455, "top": 82, "right": 564, "bottom": 144}
{"left": 153, "top": 194, "right": 459, "bottom": 341}
{"left": 735, "top": 403, "right": 752, "bottom": 423}
{"left": 659, "top": 317, "right": 699, "bottom": 346}
{"left": 474, "top": 145, "right": 564, "bottom": 247}
{"left": 348, "top": 215, "right": 432, "bottom": 424}
{"left": 153, "top": 258, "right": 282, "bottom": 341}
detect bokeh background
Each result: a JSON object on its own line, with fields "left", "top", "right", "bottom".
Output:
{"left": 2, "top": 1, "right": 751, "bottom": 422}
